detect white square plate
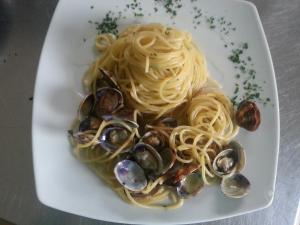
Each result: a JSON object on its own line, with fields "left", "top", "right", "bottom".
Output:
{"left": 32, "top": 0, "right": 280, "bottom": 224}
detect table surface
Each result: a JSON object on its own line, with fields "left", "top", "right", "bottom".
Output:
{"left": 1, "top": 0, "right": 300, "bottom": 225}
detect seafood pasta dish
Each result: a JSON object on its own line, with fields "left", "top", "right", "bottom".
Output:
{"left": 68, "top": 23, "right": 261, "bottom": 209}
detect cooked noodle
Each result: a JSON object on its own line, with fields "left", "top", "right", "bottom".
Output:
{"left": 84, "top": 23, "right": 208, "bottom": 117}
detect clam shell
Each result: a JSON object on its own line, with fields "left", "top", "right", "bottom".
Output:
{"left": 94, "top": 87, "right": 124, "bottom": 117}
{"left": 177, "top": 172, "right": 204, "bottom": 198}
{"left": 99, "top": 125, "right": 133, "bottom": 152}
{"left": 132, "top": 143, "right": 163, "bottom": 176}
{"left": 78, "top": 94, "right": 95, "bottom": 120}
{"left": 114, "top": 160, "right": 147, "bottom": 192}
{"left": 212, "top": 141, "right": 245, "bottom": 177}
{"left": 221, "top": 173, "right": 250, "bottom": 198}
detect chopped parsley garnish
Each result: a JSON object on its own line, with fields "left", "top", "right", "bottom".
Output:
{"left": 242, "top": 42, "right": 248, "bottom": 49}
{"left": 154, "top": 0, "right": 183, "bottom": 18}
{"left": 239, "top": 65, "right": 246, "bottom": 73}
{"left": 228, "top": 49, "right": 244, "bottom": 64}
{"left": 229, "top": 43, "right": 270, "bottom": 106}
{"left": 134, "top": 13, "right": 144, "bottom": 17}
{"left": 231, "top": 96, "right": 238, "bottom": 105}
{"left": 234, "top": 86, "right": 239, "bottom": 94}
{"left": 126, "top": 0, "right": 144, "bottom": 17}
{"left": 95, "top": 11, "right": 120, "bottom": 36}
{"left": 206, "top": 16, "right": 215, "bottom": 29}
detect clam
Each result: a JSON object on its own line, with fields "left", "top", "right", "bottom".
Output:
{"left": 114, "top": 159, "right": 147, "bottom": 192}
{"left": 157, "top": 117, "right": 178, "bottom": 128}
{"left": 79, "top": 117, "right": 102, "bottom": 132}
{"left": 159, "top": 147, "right": 176, "bottom": 174}
{"left": 212, "top": 141, "right": 245, "bottom": 177}
{"left": 112, "top": 108, "right": 136, "bottom": 122}
{"left": 236, "top": 100, "right": 261, "bottom": 131}
{"left": 78, "top": 94, "right": 95, "bottom": 120}
{"left": 226, "top": 141, "right": 245, "bottom": 172}
{"left": 69, "top": 131, "right": 95, "bottom": 144}
{"left": 94, "top": 87, "right": 124, "bottom": 118}
{"left": 132, "top": 143, "right": 163, "bottom": 176}
{"left": 177, "top": 172, "right": 204, "bottom": 198}
{"left": 221, "top": 173, "right": 250, "bottom": 198}
{"left": 140, "top": 131, "right": 166, "bottom": 149}
{"left": 97, "top": 69, "right": 120, "bottom": 90}
{"left": 99, "top": 121, "right": 135, "bottom": 152}
{"left": 140, "top": 131, "right": 176, "bottom": 174}
{"left": 102, "top": 111, "right": 139, "bottom": 129}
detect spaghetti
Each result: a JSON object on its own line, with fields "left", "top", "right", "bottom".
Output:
{"left": 84, "top": 23, "right": 208, "bottom": 117}
{"left": 70, "top": 23, "right": 244, "bottom": 210}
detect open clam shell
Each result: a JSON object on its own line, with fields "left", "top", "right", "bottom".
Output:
{"left": 177, "top": 172, "right": 204, "bottom": 198}
{"left": 140, "top": 131, "right": 166, "bottom": 150}
{"left": 212, "top": 141, "right": 245, "bottom": 177}
{"left": 159, "top": 147, "right": 176, "bottom": 174}
{"left": 114, "top": 159, "right": 147, "bottom": 192}
{"left": 132, "top": 143, "right": 163, "bottom": 177}
{"left": 102, "top": 113, "right": 139, "bottom": 129}
{"left": 221, "top": 173, "right": 250, "bottom": 198}
{"left": 68, "top": 131, "right": 95, "bottom": 145}
{"left": 226, "top": 141, "right": 245, "bottom": 173}
{"left": 79, "top": 117, "right": 102, "bottom": 132}
{"left": 78, "top": 94, "right": 95, "bottom": 120}
{"left": 97, "top": 69, "right": 120, "bottom": 90}
{"left": 157, "top": 117, "right": 178, "bottom": 128}
{"left": 99, "top": 121, "right": 135, "bottom": 152}
{"left": 94, "top": 87, "right": 124, "bottom": 118}
{"left": 139, "top": 131, "right": 176, "bottom": 175}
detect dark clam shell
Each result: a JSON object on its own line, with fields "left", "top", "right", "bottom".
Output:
{"left": 99, "top": 125, "right": 133, "bottom": 152}
{"left": 139, "top": 131, "right": 176, "bottom": 175}
{"left": 94, "top": 87, "right": 124, "bottom": 118}
{"left": 177, "top": 172, "right": 203, "bottom": 198}
{"left": 140, "top": 131, "right": 166, "bottom": 150}
{"left": 96, "top": 69, "right": 120, "bottom": 90}
{"left": 132, "top": 143, "right": 163, "bottom": 176}
{"left": 236, "top": 100, "right": 260, "bottom": 131}
{"left": 102, "top": 111, "right": 139, "bottom": 129}
{"left": 78, "top": 94, "right": 95, "bottom": 120}
{"left": 69, "top": 131, "right": 95, "bottom": 144}
{"left": 157, "top": 117, "right": 178, "bottom": 128}
{"left": 79, "top": 117, "right": 102, "bottom": 132}
{"left": 159, "top": 147, "right": 176, "bottom": 174}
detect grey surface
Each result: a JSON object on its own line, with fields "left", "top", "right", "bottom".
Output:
{"left": 0, "top": 0, "right": 299, "bottom": 225}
